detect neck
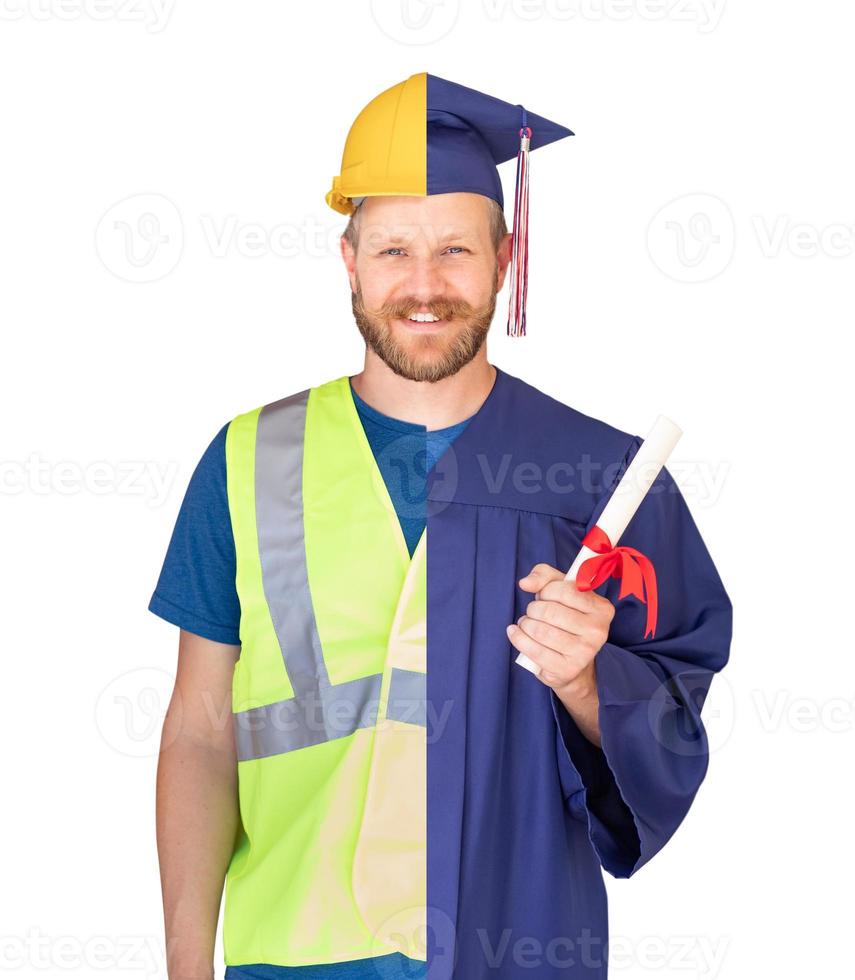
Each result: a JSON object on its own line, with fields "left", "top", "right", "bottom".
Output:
{"left": 350, "top": 350, "right": 496, "bottom": 430}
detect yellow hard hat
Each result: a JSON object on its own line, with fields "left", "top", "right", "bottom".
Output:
{"left": 326, "top": 72, "right": 427, "bottom": 216}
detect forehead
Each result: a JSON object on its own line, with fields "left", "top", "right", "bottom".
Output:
{"left": 357, "top": 193, "right": 491, "bottom": 247}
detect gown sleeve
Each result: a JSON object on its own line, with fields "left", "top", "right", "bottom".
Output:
{"left": 552, "top": 435, "right": 733, "bottom": 879}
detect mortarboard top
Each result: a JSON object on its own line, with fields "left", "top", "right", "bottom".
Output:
{"left": 326, "top": 72, "right": 574, "bottom": 336}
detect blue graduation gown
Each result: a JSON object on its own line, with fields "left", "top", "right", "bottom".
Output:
{"left": 425, "top": 367, "right": 732, "bottom": 979}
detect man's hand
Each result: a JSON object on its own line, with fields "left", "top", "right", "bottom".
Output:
{"left": 506, "top": 562, "right": 615, "bottom": 746}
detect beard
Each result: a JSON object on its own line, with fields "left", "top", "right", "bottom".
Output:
{"left": 350, "top": 269, "right": 498, "bottom": 383}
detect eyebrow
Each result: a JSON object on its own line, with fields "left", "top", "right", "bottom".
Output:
{"left": 378, "top": 231, "right": 477, "bottom": 245}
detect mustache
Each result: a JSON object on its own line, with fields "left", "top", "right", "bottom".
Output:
{"left": 363, "top": 297, "right": 478, "bottom": 321}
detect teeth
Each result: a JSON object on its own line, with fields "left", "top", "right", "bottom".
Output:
{"left": 408, "top": 313, "right": 441, "bottom": 322}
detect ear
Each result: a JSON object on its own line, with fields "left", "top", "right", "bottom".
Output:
{"left": 340, "top": 234, "right": 357, "bottom": 292}
{"left": 495, "top": 231, "right": 514, "bottom": 292}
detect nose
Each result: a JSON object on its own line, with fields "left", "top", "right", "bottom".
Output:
{"left": 401, "top": 256, "right": 448, "bottom": 305}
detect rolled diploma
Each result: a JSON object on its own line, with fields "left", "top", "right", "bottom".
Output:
{"left": 515, "top": 414, "right": 683, "bottom": 674}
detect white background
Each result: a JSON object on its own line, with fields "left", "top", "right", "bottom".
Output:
{"left": 1, "top": 1, "right": 852, "bottom": 978}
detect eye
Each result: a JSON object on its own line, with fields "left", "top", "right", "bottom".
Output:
{"left": 379, "top": 246, "right": 468, "bottom": 256}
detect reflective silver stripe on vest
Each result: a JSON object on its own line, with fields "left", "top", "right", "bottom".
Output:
{"left": 255, "top": 389, "right": 328, "bottom": 694}
{"left": 386, "top": 668, "right": 426, "bottom": 728}
{"left": 234, "top": 388, "right": 383, "bottom": 763}
{"left": 234, "top": 674, "right": 382, "bottom": 762}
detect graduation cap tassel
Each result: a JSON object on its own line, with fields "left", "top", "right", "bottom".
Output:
{"left": 507, "top": 116, "right": 532, "bottom": 337}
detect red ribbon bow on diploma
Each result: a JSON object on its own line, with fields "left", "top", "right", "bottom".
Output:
{"left": 575, "top": 525, "right": 659, "bottom": 639}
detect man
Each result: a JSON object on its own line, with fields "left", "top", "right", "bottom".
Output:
{"left": 150, "top": 73, "right": 732, "bottom": 980}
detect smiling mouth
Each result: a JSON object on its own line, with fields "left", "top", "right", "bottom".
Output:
{"left": 396, "top": 315, "right": 450, "bottom": 331}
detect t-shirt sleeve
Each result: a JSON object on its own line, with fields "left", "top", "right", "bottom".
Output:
{"left": 147, "top": 422, "right": 241, "bottom": 646}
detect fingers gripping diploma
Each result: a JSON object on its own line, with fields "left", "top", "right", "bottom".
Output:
{"left": 506, "top": 562, "right": 614, "bottom": 747}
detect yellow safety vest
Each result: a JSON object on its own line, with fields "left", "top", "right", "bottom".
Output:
{"left": 222, "top": 375, "right": 426, "bottom": 967}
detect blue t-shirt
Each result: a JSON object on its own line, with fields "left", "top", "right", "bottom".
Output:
{"left": 348, "top": 381, "right": 468, "bottom": 556}
{"left": 148, "top": 378, "right": 471, "bottom": 979}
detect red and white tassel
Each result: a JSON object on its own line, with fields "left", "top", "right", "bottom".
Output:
{"left": 506, "top": 121, "right": 531, "bottom": 337}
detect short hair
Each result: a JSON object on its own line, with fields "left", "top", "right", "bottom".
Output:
{"left": 342, "top": 195, "right": 508, "bottom": 256}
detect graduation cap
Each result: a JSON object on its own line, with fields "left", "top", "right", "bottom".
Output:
{"left": 326, "top": 72, "right": 574, "bottom": 337}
